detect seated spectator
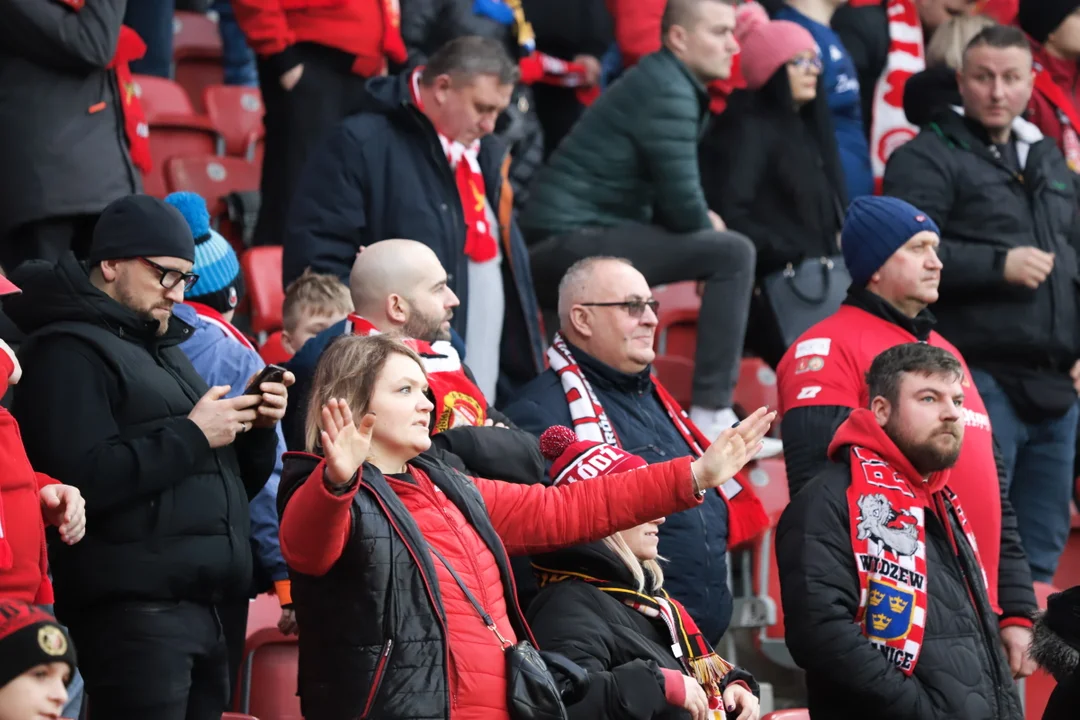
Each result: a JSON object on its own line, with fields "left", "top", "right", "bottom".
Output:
{"left": 0, "top": 0, "right": 145, "bottom": 271}
{"left": 283, "top": 36, "right": 544, "bottom": 401}
{"left": 776, "top": 194, "right": 1036, "bottom": 662}
{"left": 1031, "top": 585, "right": 1080, "bottom": 720}
{"left": 776, "top": 0, "right": 874, "bottom": 201}
{"left": 0, "top": 277, "right": 86, "bottom": 606}
{"left": 164, "top": 192, "right": 297, "bottom": 686}
{"left": 528, "top": 426, "right": 761, "bottom": 720}
{"left": 0, "top": 601, "right": 77, "bottom": 720}
{"left": 277, "top": 333, "right": 774, "bottom": 719}
{"left": 5, "top": 195, "right": 290, "bottom": 720}
{"left": 284, "top": 239, "right": 543, "bottom": 487}
{"left": 523, "top": 0, "right": 758, "bottom": 440}
{"left": 884, "top": 25, "right": 1080, "bottom": 585}
{"left": 902, "top": 14, "right": 995, "bottom": 126}
{"left": 1020, "top": 0, "right": 1080, "bottom": 170}
{"left": 831, "top": 0, "right": 977, "bottom": 187}
{"left": 777, "top": 343, "right": 1025, "bottom": 719}
{"left": 703, "top": 3, "right": 848, "bottom": 367}
{"left": 502, "top": 257, "right": 771, "bottom": 643}
{"left": 281, "top": 269, "right": 354, "bottom": 357}
{"left": 232, "top": 0, "right": 408, "bottom": 247}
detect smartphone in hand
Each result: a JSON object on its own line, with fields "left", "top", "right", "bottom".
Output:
{"left": 244, "top": 364, "right": 287, "bottom": 396}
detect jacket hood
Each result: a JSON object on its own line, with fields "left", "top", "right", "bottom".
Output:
{"left": 532, "top": 536, "right": 651, "bottom": 593}
{"left": 5, "top": 253, "right": 191, "bottom": 345}
{"left": 903, "top": 65, "right": 961, "bottom": 127}
{"left": 828, "top": 408, "right": 950, "bottom": 495}
{"left": 359, "top": 72, "right": 413, "bottom": 117}
{"left": 1033, "top": 585, "right": 1080, "bottom": 681}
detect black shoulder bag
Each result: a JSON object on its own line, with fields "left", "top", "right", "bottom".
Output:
{"left": 429, "top": 547, "right": 583, "bottom": 720}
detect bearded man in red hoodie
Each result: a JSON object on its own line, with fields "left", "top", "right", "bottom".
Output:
{"left": 0, "top": 274, "right": 86, "bottom": 604}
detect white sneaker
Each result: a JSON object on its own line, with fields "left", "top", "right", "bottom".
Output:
{"left": 689, "top": 406, "right": 784, "bottom": 458}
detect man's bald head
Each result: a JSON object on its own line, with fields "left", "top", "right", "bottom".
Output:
{"left": 557, "top": 256, "right": 636, "bottom": 327}
{"left": 349, "top": 239, "right": 459, "bottom": 341}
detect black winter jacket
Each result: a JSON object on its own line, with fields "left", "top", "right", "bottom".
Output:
{"left": 278, "top": 452, "right": 538, "bottom": 720}
{"left": 883, "top": 110, "right": 1080, "bottom": 379}
{"left": 777, "top": 428, "right": 1023, "bottom": 719}
{"left": 0, "top": 0, "right": 140, "bottom": 242}
{"left": 1031, "top": 585, "right": 1080, "bottom": 720}
{"left": 282, "top": 71, "right": 545, "bottom": 398}
{"left": 6, "top": 254, "right": 276, "bottom": 617}
{"left": 399, "top": 0, "right": 544, "bottom": 207}
{"left": 528, "top": 542, "right": 757, "bottom": 720}
{"left": 502, "top": 343, "right": 733, "bottom": 643}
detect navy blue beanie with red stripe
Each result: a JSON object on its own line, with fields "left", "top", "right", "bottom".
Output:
{"left": 842, "top": 196, "right": 941, "bottom": 288}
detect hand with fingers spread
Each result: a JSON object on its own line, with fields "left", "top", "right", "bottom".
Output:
{"left": 722, "top": 682, "right": 760, "bottom": 720}
{"left": 188, "top": 385, "right": 261, "bottom": 448}
{"left": 249, "top": 369, "right": 296, "bottom": 429}
{"left": 690, "top": 406, "right": 777, "bottom": 490}
{"left": 321, "top": 398, "right": 377, "bottom": 487}
{"left": 40, "top": 484, "right": 86, "bottom": 545}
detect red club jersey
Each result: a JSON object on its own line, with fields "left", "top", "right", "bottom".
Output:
{"left": 777, "top": 304, "right": 1002, "bottom": 612}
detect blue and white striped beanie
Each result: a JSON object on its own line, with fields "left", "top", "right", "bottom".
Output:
{"left": 164, "top": 192, "right": 245, "bottom": 312}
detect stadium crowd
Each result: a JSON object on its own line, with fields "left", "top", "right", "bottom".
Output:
{"left": 6, "top": 0, "right": 1080, "bottom": 719}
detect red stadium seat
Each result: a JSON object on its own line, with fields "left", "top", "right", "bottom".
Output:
{"left": 652, "top": 282, "right": 701, "bottom": 362}
{"left": 204, "top": 85, "right": 265, "bottom": 158}
{"left": 222, "top": 714, "right": 259, "bottom": 720}
{"left": 258, "top": 331, "right": 293, "bottom": 365}
{"left": 238, "top": 594, "right": 300, "bottom": 720}
{"left": 172, "top": 11, "right": 224, "bottom": 113}
{"left": 652, "top": 355, "right": 694, "bottom": 409}
{"left": 241, "top": 247, "right": 285, "bottom": 340}
{"left": 734, "top": 357, "right": 780, "bottom": 421}
{"left": 133, "top": 74, "right": 194, "bottom": 120}
{"left": 143, "top": 118, "right": 220, "bottom": 198}
{"left": 165, "top": 155, "right": 259, "bottom": 250}
{"left": 762, "top": 711, "right": 809, "bottom": 720}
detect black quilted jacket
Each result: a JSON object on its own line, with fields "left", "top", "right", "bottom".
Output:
{"left": 776, "top": 455, "right": 1023, "bottom": 719}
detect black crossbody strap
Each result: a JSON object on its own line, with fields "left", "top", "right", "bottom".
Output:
{"left": 429, "top": 546, "right": 512, "bottom": 648}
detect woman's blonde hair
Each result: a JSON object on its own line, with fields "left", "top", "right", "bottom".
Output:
{"left": 304, "top": 334, "right": 427, "bottom": 452}
{"left": 603, "top": 533, "right": 665, "bottom": 593}
{"left": 927, "top": 15, "right": 996, "bottom": 69}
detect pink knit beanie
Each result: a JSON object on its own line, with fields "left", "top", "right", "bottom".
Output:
{"left": 735, "top": 2, "right": 819, "bottom": 91}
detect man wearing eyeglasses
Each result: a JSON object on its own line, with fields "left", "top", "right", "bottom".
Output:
{"left": 3, "top": 195, "right": 292, "bottom": 720}
{"left": 502, "top": 256, "right": 770, "bottom": 644}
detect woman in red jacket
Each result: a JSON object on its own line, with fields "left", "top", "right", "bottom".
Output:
{"left": 278, "top": 334, "right": 774, "bottom": 720}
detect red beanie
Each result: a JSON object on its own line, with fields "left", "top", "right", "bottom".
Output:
{"left": 735, "top": 2, "right": 818, "bottom": 91}
{"left": 540, "top": 426, "right": 647, "bottom": 486}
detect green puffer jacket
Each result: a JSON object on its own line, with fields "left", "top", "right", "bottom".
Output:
{"left": 520, "top": 48, "right": 713, "bottom": 239}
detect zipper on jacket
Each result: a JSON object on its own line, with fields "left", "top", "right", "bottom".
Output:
{"left": 359, "top": 638, "right": 394, "bottom": 719}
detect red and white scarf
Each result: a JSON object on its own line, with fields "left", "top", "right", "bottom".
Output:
{"left": 547, "top": 333, "right": 768, "bottom": 548}
{"left": 346, "top": 315, "right": 488, "bottom": 430}
{"left": 857, "top": 0, "right": 925, "bottom": 192}
{"left": 848, "top": 446, "right": 984, "bottom": 676}
{"left": 409, "top": 69, "right": 498, "bottom": 263}
{"left": 187, "top": 301, "right": 256, "bottom": 352}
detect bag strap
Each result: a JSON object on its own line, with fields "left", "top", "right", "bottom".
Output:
{"left": 429, "top": 546, "right": 512, "bottom": 648}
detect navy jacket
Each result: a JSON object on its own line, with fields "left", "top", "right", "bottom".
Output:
{"left": 282, "top": 71, "right": 544, "bottom": 399}
{"left": 501, "top": 344, "right": 733, "bottom": 642}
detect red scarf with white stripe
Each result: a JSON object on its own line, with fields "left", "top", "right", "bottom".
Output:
{"left": 409, "top": 69, "right": 498, "bottom": 263}
{"left": 346, "top": 315, "right": 488, "bottom": 430}
{"left": 187, "top": 302, "right": 256, "bottom": 351}
{"left": 546, "top": 333, "right": 768, "bottom": 548}
{"left": 840, "top": 411, "right": 985, "bottom": 676}
{"left": 851, "top": 0, "right": 924, "bottom": 192}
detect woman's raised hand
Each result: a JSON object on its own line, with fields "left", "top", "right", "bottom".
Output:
{"left": 690, "top": 406, "right": 777, "bottom": 490}
{"left": 321, "top": 398, "right": 376, "bottom": 487}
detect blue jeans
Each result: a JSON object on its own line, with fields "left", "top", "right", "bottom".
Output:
{"left": 972, "top": 368, "right": 1080, "bottom": 583}
{"left": 213, "top": 1, "right": 258, "bottom": 87}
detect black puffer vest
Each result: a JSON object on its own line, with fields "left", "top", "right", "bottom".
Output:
{"left": 278, "top": 452, "right": 536, "bottom": 720}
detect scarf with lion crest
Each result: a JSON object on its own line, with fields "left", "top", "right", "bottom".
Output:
{"left": 847, "top": 437, "right": 984, "bottom": 677}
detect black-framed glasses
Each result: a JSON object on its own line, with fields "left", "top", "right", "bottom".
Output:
{"left": 580, "top": 299, "right": 660, "bottom": 318}
{"left": 138, "top": 257, "right": 200, "bottom": 292}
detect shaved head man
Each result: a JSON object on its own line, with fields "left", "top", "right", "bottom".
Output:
{"left": 349, "top": 239, "right": 460, "bottom": 342}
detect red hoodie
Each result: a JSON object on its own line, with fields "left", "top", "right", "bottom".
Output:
{"left": 1027, "top": 41, "right": 1080, "bottom": 168}
{"left": 0, "top": 352, "right": 59, "bottom": 604}
{"left": 281, "top": 456, "right": 701, "bottom": 719}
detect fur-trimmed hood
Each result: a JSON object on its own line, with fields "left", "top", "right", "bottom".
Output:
{"left": 1032, "top": 586, "right": 1080, "bottom": 681}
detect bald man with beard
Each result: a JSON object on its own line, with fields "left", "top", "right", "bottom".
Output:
{"left": 282, "top": 239, "right": 542, "bottom": 487}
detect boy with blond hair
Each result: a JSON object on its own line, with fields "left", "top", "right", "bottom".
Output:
{"left": 281, "top": 269, "right": 354, "bottom": 356}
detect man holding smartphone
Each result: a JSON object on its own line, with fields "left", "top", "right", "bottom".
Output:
{"left": 4, "top": 195, "right": 292, "bottom": 720}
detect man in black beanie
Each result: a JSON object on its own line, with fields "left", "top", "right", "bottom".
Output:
{"left": 1, "top": 194, "right": 293, "bottom": 720}
{"left": 1019, "top": 0, "right": 1080, "bottom": 167}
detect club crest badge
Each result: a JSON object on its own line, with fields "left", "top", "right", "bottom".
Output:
{"left": 865, "top": 579, "right": 916, "bottom": 641}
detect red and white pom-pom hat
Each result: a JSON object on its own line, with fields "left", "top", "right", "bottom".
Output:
{"left": 540, "top": 425, "right": 648, "bottom": 486}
